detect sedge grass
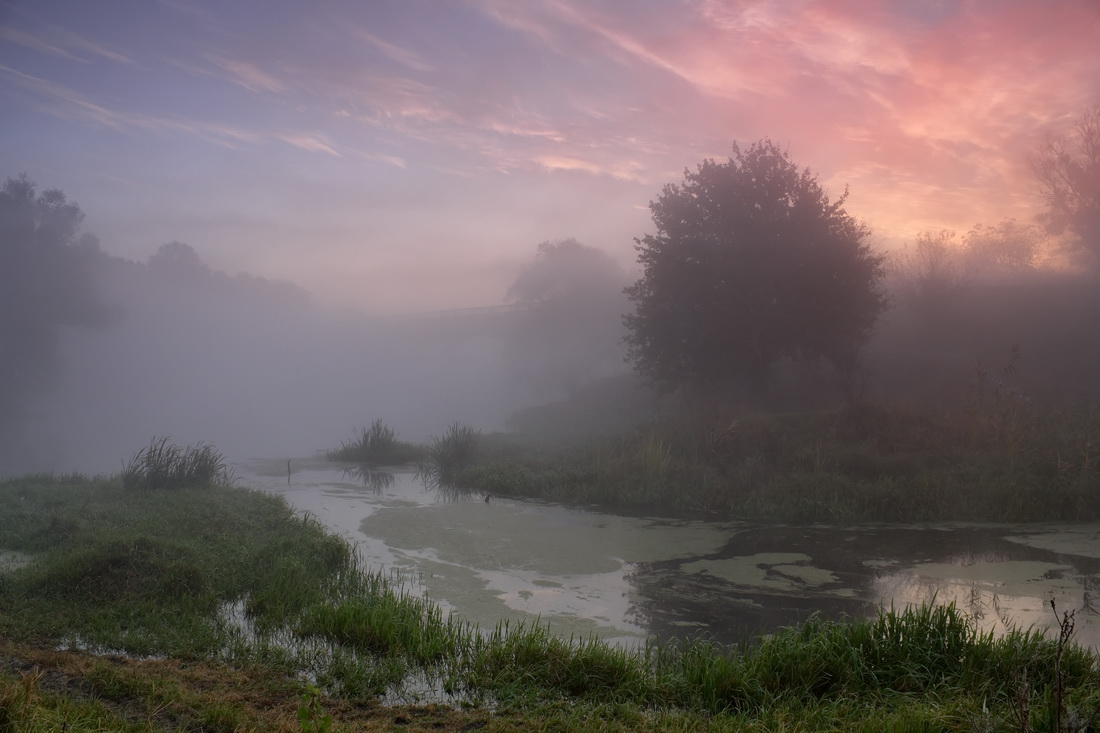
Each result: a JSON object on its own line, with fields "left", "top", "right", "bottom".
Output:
{"left": 326, "top": 418, "right": 425, "bottom": 466}
{"left": 120, "top": 435, "right": 231, "bottom": 491}
{"left": 417, "top": 422, "right": 481, "bottom": 490}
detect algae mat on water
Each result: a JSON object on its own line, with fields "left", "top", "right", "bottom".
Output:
{"left": 357, "top": 498, "right": 736, "bottom": 642}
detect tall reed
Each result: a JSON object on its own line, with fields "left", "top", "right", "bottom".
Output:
{"left": 120, "top": 436, "right": 230, "bottom": 491}
{"left": 416, "top": 423, "right": 480, "bottom": 490}
{"left": 326, "top": 419, "right": 424, "bottom": 466}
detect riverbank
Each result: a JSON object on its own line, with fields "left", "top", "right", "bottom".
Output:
{"left": 433, "top": 400, "right": 1100, "bottom": 522}
{"left": 3, "top": 471, "right": 1099, "bottom": 731}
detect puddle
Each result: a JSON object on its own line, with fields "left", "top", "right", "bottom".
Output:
{"left": 0, "top": 549, "right": 35, "bottom": 573}
{"left": 236, "top": 458, "right": 1100, "bottom": 649}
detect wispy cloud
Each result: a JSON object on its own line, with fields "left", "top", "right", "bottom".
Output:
{"left": 1, "top": 64, "right": 257, "bottom": 145}
{"left": 0, "top": 23, "right": 134, "bottom": 65}
{"left": 1, "top": 26, "right": 87, "bottom": 63}
{"left": 346, "top": 27, "right": 435, "bottom": 73}
{"left": 276, "top": 133, "right": 341, "bottom": 157}
{"left": 0, "top": 65, "right": 354, "bottom": 162}
{"left": 205, "top": 55, "right": 286, "bottom": 93}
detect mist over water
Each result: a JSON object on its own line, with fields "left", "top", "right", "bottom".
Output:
{"left": 14, "top": 262, "right": 542, "bottom": 476}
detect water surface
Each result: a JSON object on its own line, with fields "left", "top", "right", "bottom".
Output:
{"left": 236, "top": 457, "right": 1100, "bottom": 648}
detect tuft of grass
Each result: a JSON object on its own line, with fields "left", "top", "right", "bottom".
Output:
{"left": 120, "top": 436, "right": 231, "bottom": 491}
{"left": 463, "top": 622, "right": 649, "bottom": 705}
{"left": 416, "top": 422, "right": 481, "bottom": 490}
{"left": 326, "top": 418, "right": 425, "bottom": 466}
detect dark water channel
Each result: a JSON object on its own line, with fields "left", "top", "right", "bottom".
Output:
{"left": 237, "top": 457, "right": 1100, "bottom": 650}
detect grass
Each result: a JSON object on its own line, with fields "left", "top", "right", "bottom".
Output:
{"left": 416, "top": 422, "right": 481, "bottom": 491}
{"left": 326, "top": 418, "right": 425, "bottom": 466}
{"left": 2, "top": 467, "right": 1100, "bottom": 730}
{"left": 448, "top": 398, "right": 1100, "bottom": 522}
{"left": 120, "top": 435, "right": 231, "bottom": 491}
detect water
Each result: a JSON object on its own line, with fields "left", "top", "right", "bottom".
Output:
{"left": 236, "top": 456, "right": 1100, "bottom": 649}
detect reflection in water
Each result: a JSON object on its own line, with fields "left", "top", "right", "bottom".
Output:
{"left": 426, "top": 482, "right": 487, "bottom": 503}
{"left": 237, "top": 458, "right": 1100, "bottom": 650}
{"left": 341, "top": 464, "right": 396, "bottom": 492}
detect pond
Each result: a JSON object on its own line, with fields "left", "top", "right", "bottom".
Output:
{"left": 235, "top": 457, "right": 1100, "bottom": 649}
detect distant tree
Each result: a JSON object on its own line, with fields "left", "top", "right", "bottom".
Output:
{"left": 0, "top": 175, "right": 113, "bottom": 465}
{"left": 962, "top": 219, "right": 1043, "bottom": 274}
{"left": 623, "top": 140, "right": 888, "bottom": 395}
{"left": 1031, "top": 105, "right": 1100, "bottom": 261}
{"left": 894, "top": 230, "right": 972, "bottom": 302}
{"left": 148, "top": 241, "right": 213, "bottom": 282}
{"left": 146, "top": 240, "right": 310, "bottom": 309}
{"left": 504, "top": 238, "right": 630, "bottom": 395}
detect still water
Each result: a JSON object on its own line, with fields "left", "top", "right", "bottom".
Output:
{"left": 236, "top": 457, "right": 1100, "bottom": 649}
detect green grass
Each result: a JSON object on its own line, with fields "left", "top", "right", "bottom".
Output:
{"left": 450, "top": 400, "right": 1100, "bottom": 522}
{"left": 3, "top": 467, "right": 1100, "bottom": 730}
{"left": 120, "top": 435, "right": 231, "bottom": 491}
{"left": 416, "top": 422, "right": 481, "bottom": 491}
{"left": 326, "top": 418, "right": 425, "bottom": 466}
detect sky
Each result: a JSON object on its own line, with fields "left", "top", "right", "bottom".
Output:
{"left": 2, "top": 0, "right": 1098, "bottom": 313}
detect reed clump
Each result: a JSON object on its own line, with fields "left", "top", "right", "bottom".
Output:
{"left": 120, "top": 435, "right": 231, "bottom": 491}
{"left": 326, "top": 418, "right": 424, "bottom": 466}
{"left": 416, "top": 422, "right": 481, "bottom": 490}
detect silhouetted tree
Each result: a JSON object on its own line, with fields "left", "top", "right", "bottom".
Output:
{"left": 624, "top": 140, "right": 888, "bottom": 395}
{"left": 962, "top": 219, "right": 1043, "bottom": 274}
{"left": 0, "top": 175, "right": 113, "bottom": 466}
{"left": 1032, "top": 106, "right": 1100, "bottom": 261}
{"left": 504, "top": 238, "right": 629, "bottom": 395}
{"left": 148, "top": 241, "right": 212, "bottom": 282}
{"left": 894, "top": 230, "right": 971, "bottom": 303}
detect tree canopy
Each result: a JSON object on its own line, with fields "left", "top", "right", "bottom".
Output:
{"left": 1032, "top": 106, "right": 1100, "bottom": 261}
{"left": 623, "top": 140, "right": 888, "bottom": 394}
{"left": 0, "top": 175, "right": 113, "bottom": 465}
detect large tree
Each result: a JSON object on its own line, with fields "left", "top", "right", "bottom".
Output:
{"left": 624, "top": 140, "right": 888, "bottom": 394}
{"left": 1031, "top": 106, "right": 1100, "bottom": 261}
{"left": 0, "top": 175, "right": 113, "bottom": 467}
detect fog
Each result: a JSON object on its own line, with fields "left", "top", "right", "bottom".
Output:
{"left": 7, "top": 254, "right": 1093, "bottom": 481}
{"left": 4, "top": 238, "right": 634, "bottom": 476}
{"left": 6, "top": 217, "right": 1100, "bottom": 479}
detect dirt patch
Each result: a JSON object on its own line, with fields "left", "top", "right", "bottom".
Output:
{"left": 0, "top": 641, "right": 518, "bottom": 731}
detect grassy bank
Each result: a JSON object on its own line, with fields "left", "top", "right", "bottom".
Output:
{"left": 440, "top": 399, "right": 1100, "bottom": 522}
{"left": 3, "top": 470, "right": 1100, "bottom": 730}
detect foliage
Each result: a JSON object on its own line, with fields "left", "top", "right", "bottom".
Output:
{"left": 1031, "top": 105, "right": 1100, "bottom": 262}
{"left": 624, "top": 140, "right": 888, "bottom": 395}
{"left": 0, "top": 174, "right": 115, "bottom": 470}
{"left": 891, "top": 229, "right": 973, "bottom": 337}
{"left": 504, "top": 238, "right": 630, "bottom": 395}
{"left": 963, "top": 219, "right": 1044, "bottom": 274}
{"left": 296, "top": 683, "right": 333, "bottom": 733}
{"left": 326, "top": 418, "right": 424, "bottom": 466}
{"left": 120, "top": 435, "right": 232, "bottom": 491}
